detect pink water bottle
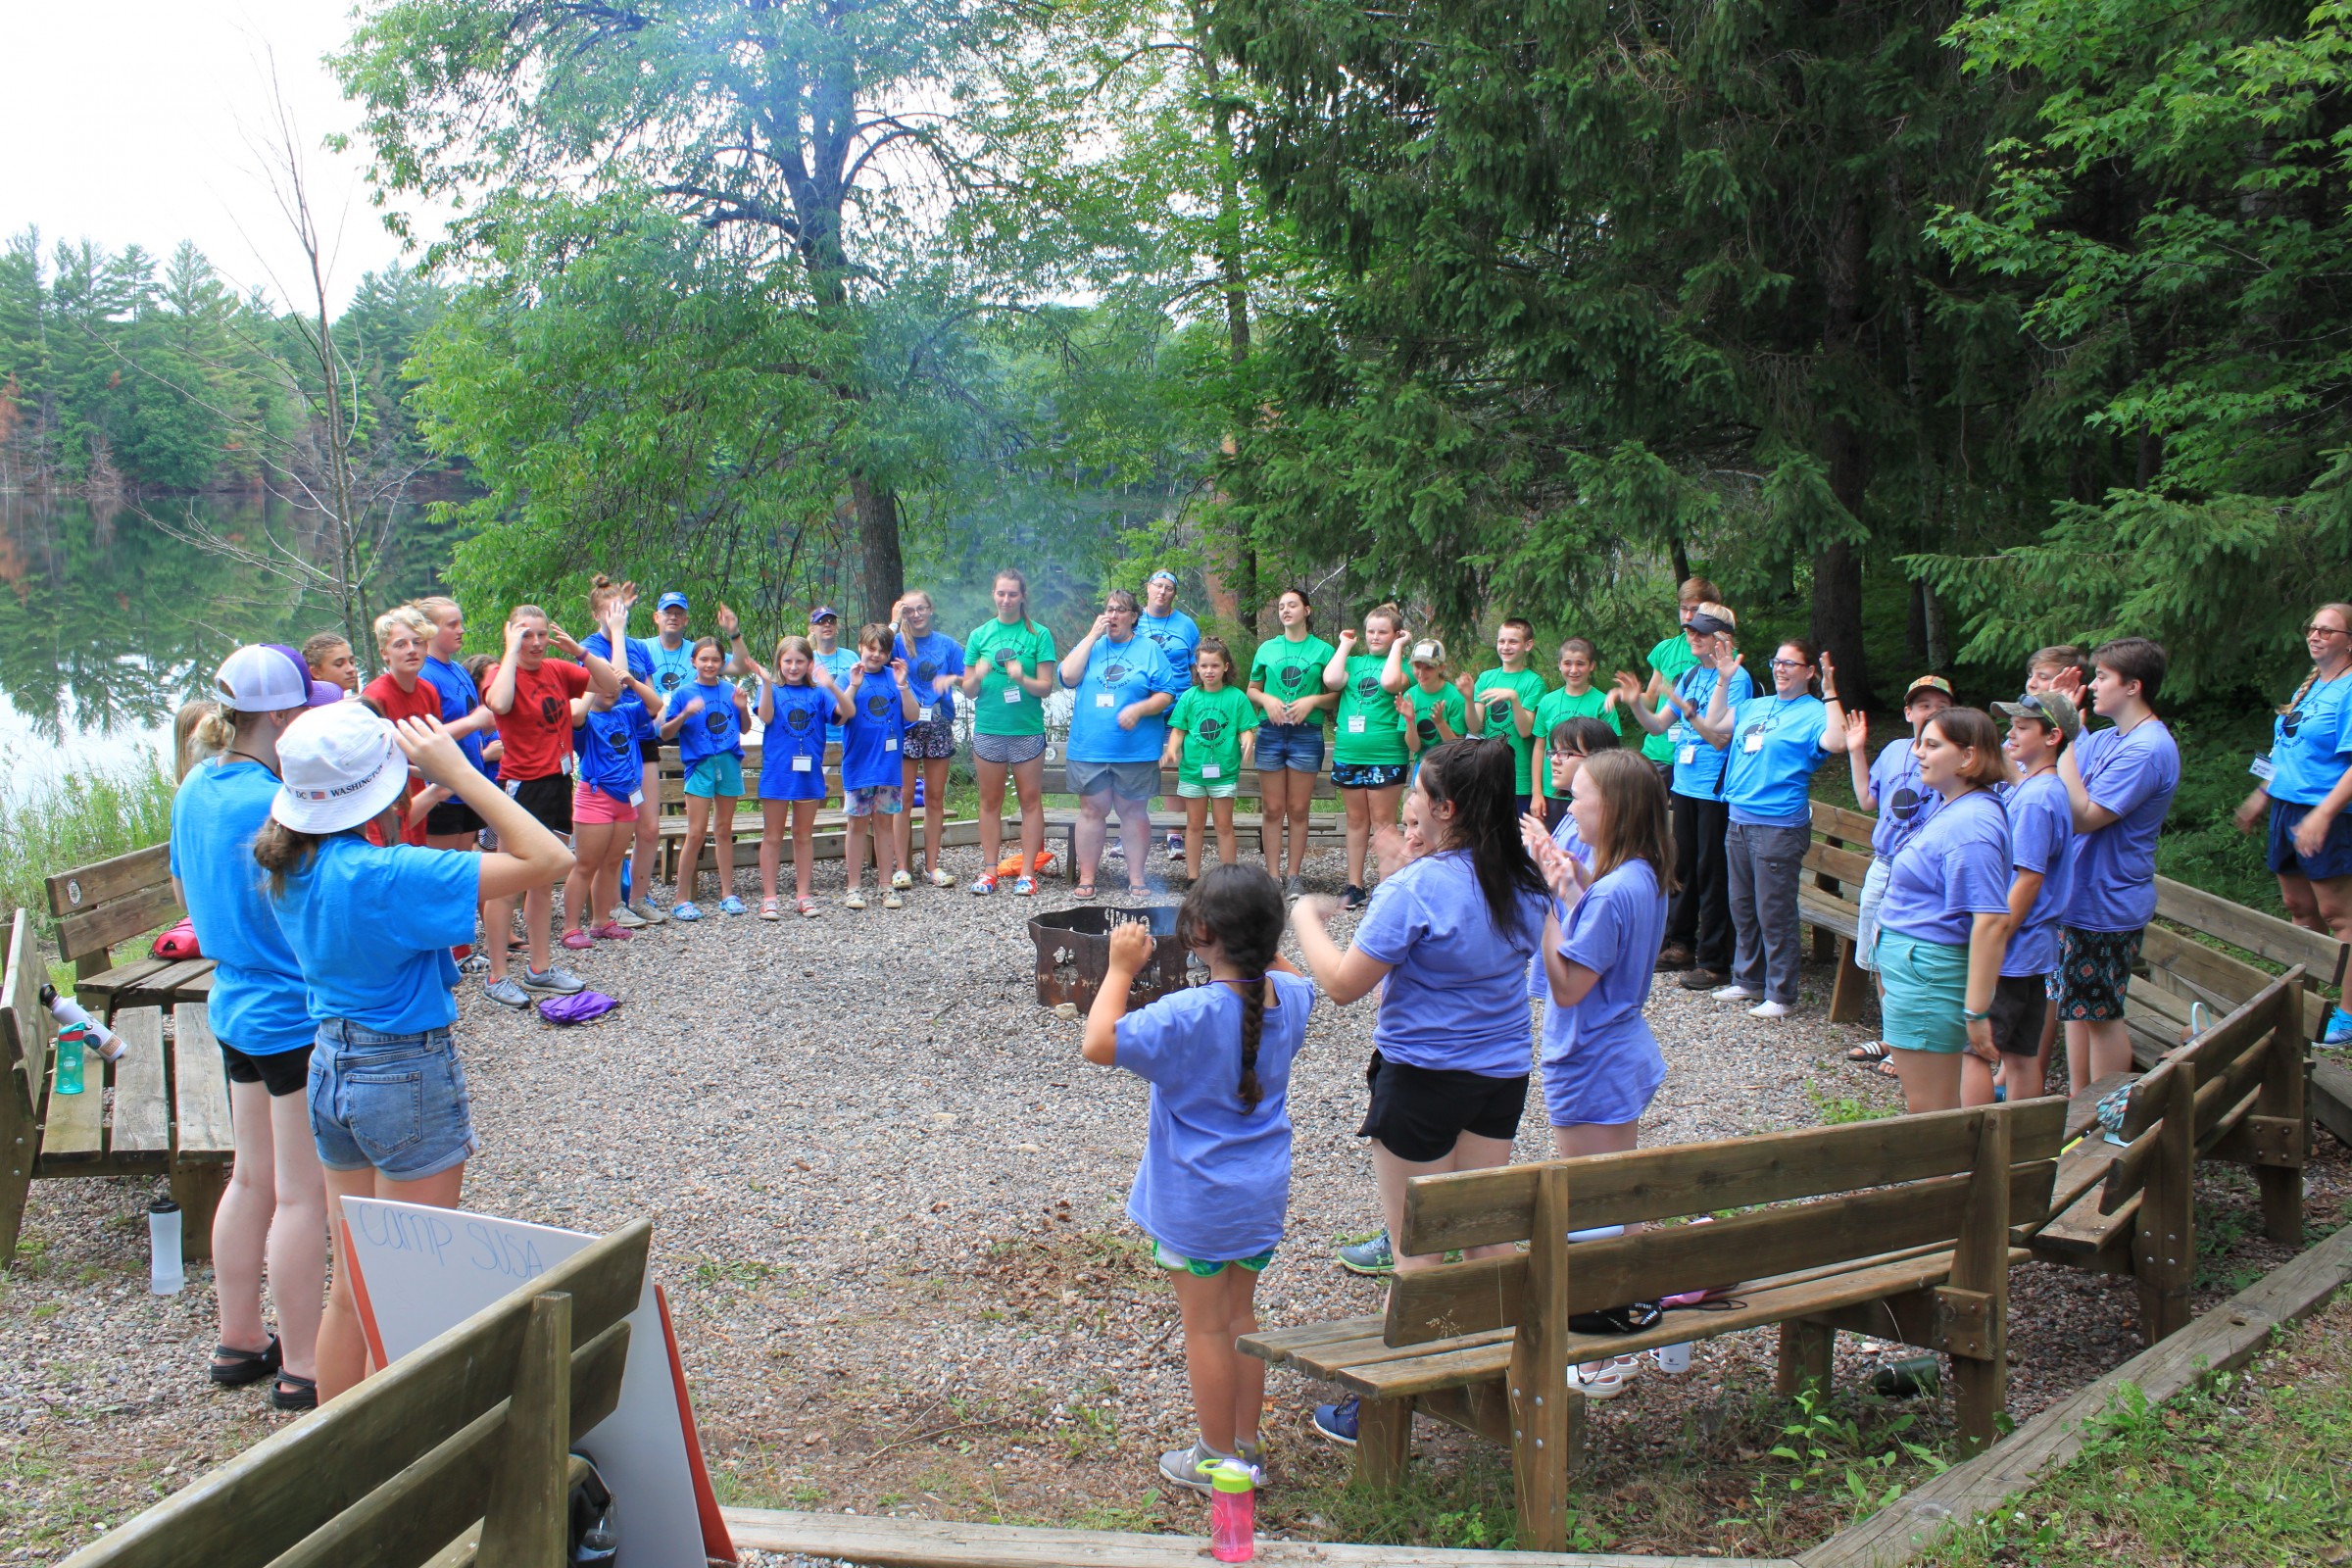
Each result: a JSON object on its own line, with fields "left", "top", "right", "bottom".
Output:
{"left": 1209, "top": 1459, "right": 1255, "bottom": 1562}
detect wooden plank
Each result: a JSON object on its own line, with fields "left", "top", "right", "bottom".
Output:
{"left": 44, "top": 843, "right": 172, "bottom": 919}
{"left": 3, "top": 908, "right": 49, "bottom": 1125}
{"left": 2137, "top": 923, "right": 2269, "bottom": 1008}
{"left": 721, "top": 1509, "right": 1798, "bottom": 1567}
{"left": 37, "top": 1017, "right": 109, "bottom": 1164}
{"left": 53, "top": 882, "right": 183, "bottom": 964}
{"left": 2153, "top": 873, "right": 2347, "bottom": 983}
{"left": 1945, "top": 1112, "right": 2013, "bottom": 1450}
{"left": 1401, "top": 1101, "right": 2066, "bottom": 1256}
{"left": 1796, "top": 891, "right": 1862, "bottom": 940}
{"left": 1811, "top": 801, "right": 1879, "bottom": 843}
{"left": 54, "top": 1223, "right": 650, "bottom": 1568}
{"left": 1235, "top": 1314, "right": 1384, "bottom": 1360}
{"left": 108, "top": 1007, "right": 170, "bottom": 1156}
{"left": 1388, "top": 1160, "right": 2056, "bottom": 1346}
{"left": 2311, "top": 1054, "right": 2352, "bottom": 1150}
{"left": 172, "top": 1004, "right": 235, "bottom": 1158}
{"left": 1798, "top": 1218, "right": 2352, "bottom": 1568}
{"left": 1510, "top": 1163, "right": 1581, "bottom": 1551}
{"left": 74, "top": 957, "right": 171, "bottom": 1006}
{"left": 119, "top": 959, "right": 216, "bottom": 1006}
{"left": 1803, "top": 842, "right": 1874, "bottom": 885}
{"left": 475, "top": 1292, "right": 570, "bottom": 1565}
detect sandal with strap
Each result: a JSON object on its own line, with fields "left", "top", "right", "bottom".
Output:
{"left": 270, "top": 1371, "right": 318, "bottom": 1411}
{"left": 1846, "top": 1041, "right": 1893, "bottom": 1066}
{"left": 208, "top": 1336, "right": 281, "bottom": 1388}
{"left": 1072, "top": 883, "right": 1097, "bottom": 901}
{"left": 759, "top": 897, "right": 781, "bottom": 921}
{"left": 797, "top": 897, "right": 819, "bottom": 918}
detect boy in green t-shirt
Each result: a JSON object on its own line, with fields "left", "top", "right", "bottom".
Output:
{"left": 1531, "top": 635, "right": 1625, "bottom": 823}
{"left": 1642, "top": 576, "right": 1718, "bottom": 771}
{"left": 1163, "top": 639, "right": 1261, "bottom": 879}
{"left": 1402, "top": 638, "right": 1468, "bottom": 773}
{"left": 1469, "top": 617, "right": 1547, "bottom": 808}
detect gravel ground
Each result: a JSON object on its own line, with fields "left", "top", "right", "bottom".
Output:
{"left": 2, "top": 841, "right": 2345, "bottom": 1561}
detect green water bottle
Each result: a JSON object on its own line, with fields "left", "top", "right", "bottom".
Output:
{"left": 54, "top": 1024, "right": 86, "bottom": 1097}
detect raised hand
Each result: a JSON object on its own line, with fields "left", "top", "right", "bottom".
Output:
{"left": 1371, "top": 823, "right": 1412, "bottom": 880}
{"left": 1105, "top": 918, "right": 1155, "bottom": 971}
{"left": 1842, "top": 709, "right": 1870, "bottom": 751}
{"left": 1337, "top": 628, "right": 1359, "bottom": 651}
{"left": 390, "top": 716, "right": 467, "bottom": 788}
{"left": 811, "top": 661, "right": 839, "bottom": 690}
{"left": 547, "top": 622, "right": 584, "bottom": 657}
{"left": 1612, "top": 670, "right": 1643, "bottom": 707}
{"left": 716, "top": 603, "right": 740, "bottom": 639}
{"left": 1394, "top": 692, "right": 1416, "bottom": 720}
{"left": 1819, "top": 650, "right": 1839, "bottom": 701}
{"left": 1712, "top": 635, "right": 1741, "bottom": 674}
{"left": 890, "top": 658, "right": 910, "bottom": 685}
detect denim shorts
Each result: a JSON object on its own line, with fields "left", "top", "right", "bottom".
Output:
{"left": 1254, "top": 720, "right": 1325, "bottom": 773}
{"left": 1853, "top": 856, "right": 1893, "bottom": 973}
{"left": 309, "top": 1019, "right": 478, "bottom": 1181}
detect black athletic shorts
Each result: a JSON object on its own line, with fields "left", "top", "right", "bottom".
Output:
{"left": 221, "top": 1041, "right": 314, "bottom": 1098}
{"left": 1990, "top": 971, "right": 2051, "bottom": 1057}
{"left": 424, "top": 799, "right": 484, "bottom": 837}
{"left": 639, "top": 736, "right": 663, "bottom": 764}
{"left": 1356, "top": 1050, "right": 1529, "bottom": 1163}
{"left": 507, "top": 773, "right": 573, "bottom": 835}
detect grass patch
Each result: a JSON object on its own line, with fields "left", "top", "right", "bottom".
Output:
{"left": 1808, "top": 1082, "right": 1898, "bottom": 1124}
{"left": 0, "top": 758, "right": 176, "bottom": 930}
{"left": 1920, "top": 1288, "right": 2352, "bottom": 1566}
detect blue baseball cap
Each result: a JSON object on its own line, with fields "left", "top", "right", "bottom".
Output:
{"left": 809, "top": 605, "right": 839, "bottom": 622}
{"left": 656, "top": 591, "right": 689, "bottom": 612}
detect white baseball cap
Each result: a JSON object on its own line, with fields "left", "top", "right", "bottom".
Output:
{"left": 214, "top": 646, "right": 313, "bottom": 713}
{"left": 270, "top": 703, "right": 410, "bottom": 834}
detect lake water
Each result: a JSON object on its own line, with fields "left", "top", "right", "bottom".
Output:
{"left": 0, "top": 492, "right": 457, "bottom": 798}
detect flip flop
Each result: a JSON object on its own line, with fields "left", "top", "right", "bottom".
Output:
{"left": 1126, "top": 884, "right": 1151, "bottom": 899}
{"left": 1072, "top": 884, "right": 1098, "bottom": 901}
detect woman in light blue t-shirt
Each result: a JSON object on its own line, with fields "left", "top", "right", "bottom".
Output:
{"left": 255, "top": 705, "right": 574, "bottom": 1403}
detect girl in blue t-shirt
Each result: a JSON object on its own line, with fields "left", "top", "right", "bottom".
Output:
{"left": 254, "top": 706, "right": 574, "bottom": 1401}
{"left": 755, "top": 635, "right": 854, "bottom": 919}
{"left": 562, "top": 687, "right": 642, "bottom": 952}
{"left": 840, "top": 623, "right": 919, "bottom": 909}
{"left": 1081, "top": 863, "right": 1310, "bottom": 1494}
{"left": 660, "top": 638, "right": 754, "bottom": 920}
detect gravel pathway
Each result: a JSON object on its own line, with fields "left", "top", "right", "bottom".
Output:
{"left": 1, "top": 841, "right": 2344, "bottom": 1561}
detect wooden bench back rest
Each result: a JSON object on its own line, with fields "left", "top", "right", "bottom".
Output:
{"left": 1803, "top": 802, "right": 1875, "bottom": 893}
{"left": 1, "top": 908, "right": 50, "bottom": 1137}
{"left": 43, "top": 844, "right": 180, "bottom": 972}
{"left": 2100, "top": 969, "right": 2305, "bottom": 1216}
{"left": 61, "top": 1219, "right": 652, "bottom": 1568}
{"left": 1386, "top": 1100, "right": 2066, "bottom": 1346}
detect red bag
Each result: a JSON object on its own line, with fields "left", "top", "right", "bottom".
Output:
{"left": 151, "top": 918, "right": 202, "bottom": 961}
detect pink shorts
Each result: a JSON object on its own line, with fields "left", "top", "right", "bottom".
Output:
{"left": 570, "top": 783, "right": 639, "bottom": 825}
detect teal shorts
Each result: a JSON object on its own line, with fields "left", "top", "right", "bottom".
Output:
{"left": 685, "top": 754, "right": 744, "bottom": 799}
{"left": 1875, "top": 927, "right": 1971, "bottom": 1054}
{"left": 1177, "top": 779, "right": 1239, "bottom": 800}
{"left": 1152, "top": 1240, "right": 1275, "bottom": 1277}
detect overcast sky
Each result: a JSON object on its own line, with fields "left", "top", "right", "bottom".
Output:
{"left": 1, "top": 1, "right": 443, "bottom": 312}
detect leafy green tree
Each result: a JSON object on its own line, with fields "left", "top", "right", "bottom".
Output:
{"left": 1916, "top": 0, "right": 2352, "bottom": 696}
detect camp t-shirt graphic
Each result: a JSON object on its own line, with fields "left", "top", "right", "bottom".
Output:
{"left": 1249, "top": 635, "right": 1336, "bottom": 729}
{"left": 1333, "top": 653, "right": 1407, "bottom": 766}
{"left": 1169, "top": 684, "right": 1258, "bottom": 788}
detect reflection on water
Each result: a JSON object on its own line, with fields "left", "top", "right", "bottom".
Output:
{"left": 0, "top": 491, "right": 457, "bottom": 790}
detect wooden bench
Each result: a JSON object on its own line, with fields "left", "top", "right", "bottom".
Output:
{"left": 1241, "top": 1101, "right": 2064, "bottom": 1551}
{"left": 58, "top": 1219, "right": 650, "bottom": 1568}
{"left": 2028, "top": 968, "right": 2309, "bottom": 1342}
{"left": 43, "top": 843, "right": 216, "bottom": 1020}
{"left": 1028, "top": 761, "right": 1343, "bottom": 878}
{"left": 1799, "top": 801, "right": 1876, "bottom": 1023}
{"left": 649, "top": 743, "right": 986, "bottom": 881}
{"left": 0, "top": 908, "right": 235, "bottom": 1262}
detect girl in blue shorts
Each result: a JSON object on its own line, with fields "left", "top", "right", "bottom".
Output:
{"left": 1082, "top": 864, "right": 1311, "bottom": 1495}
{"left": 756, "top": 635, "right": 852, "bottom": 919}
{"left": 255, "top": 705, "right": 574, "bottom": 1399}
{"left": 661, "top": 637, "right": 753, "bottom": 919}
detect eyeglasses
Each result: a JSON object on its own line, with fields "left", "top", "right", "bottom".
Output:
{"left": 1767, "top": 659, "right": 1809, "bottom": 671}
{"left": 2305, "top": 624, "right": 2349, "bottom": 639}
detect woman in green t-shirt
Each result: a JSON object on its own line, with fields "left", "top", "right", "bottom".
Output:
{"left": 958, "top": 568, "right": 1059, "bottom": 896}
{"left": 1248, "top": 587, "right": 1339, "bottom": 894}
{"left": 1321, "top": 603, "right": 1410, "bottom": 908}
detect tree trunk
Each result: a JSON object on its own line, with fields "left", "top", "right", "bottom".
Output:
{"left": 1669, "top": 531, "right": 1690, "bottom": 589}
{"left": 852, "top": 475, "right": 904, "bottom": 626}
{"left": 1196, "top": 17, "right": 1260, "bottom": 638}
{"left": 1814, "top": 193, "right": 1877, "bottom": 710}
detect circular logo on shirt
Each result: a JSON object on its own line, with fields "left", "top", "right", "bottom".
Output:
{"left": 1355, "top": 675, "right": 1381, "bottom": 702}
{"left": 539, "top": 695, "right": 564, "bottom": 726}
{"left": 1278, "top": 665, "right": 1306, "bottom": 693}
{"left": 916, "top": 659, "right": 939, "bottom": 685}
{"left": 658, "top": 668, "right": 683, "bottom": 692}
{"left": 1740, "top": 720, "right": 1769, "bottom": 747}
{"left": 864, "top": 693, "right": 892, "bottom": 718}
{"left": 1486, "top": 699, "right": 1509, "bottom": 725}
{"left": 1103, "top": 662, "right": 1131, "bottom": 686}
{"left": 703, "top": 710, "right": 727, "bottom": 738}
{"left": 1887, "top": 784, "right": 1924, "bottom": 822}
{"left": 1198, "top": 716, "right": 1225, "bottom": 742}
{"left": 785, "top": 706, "right": 813, "bottom": 735}
{"left": 603, "top": 727, "right": 631, "bottom": 756}
{"left": 1416, "top": 714, "right": 1440, "bottom": 743}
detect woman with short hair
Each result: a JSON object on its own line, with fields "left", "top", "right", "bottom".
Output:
{"left": 1059, "top": 588, "right": 1182, "bottom": 899}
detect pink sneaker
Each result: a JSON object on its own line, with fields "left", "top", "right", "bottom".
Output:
{"left": 590, "top": 922, "right": 634, "bottom": 942}
{"left": 561, "top": 929, "right": 595, "bottom": 951}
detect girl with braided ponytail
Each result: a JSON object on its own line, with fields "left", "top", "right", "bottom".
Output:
{"left": 1082, "top": 863, "right": 1311, "bottom": 1495}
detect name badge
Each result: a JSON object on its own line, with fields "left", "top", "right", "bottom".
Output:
{"left": 793, "top": 755, "right": 812, "bottom": 772}
{"left": 1678, "top": 744, "right": 1696, "bottom": 765}
{"left": 2250, "top": 753, "right": 2276, "bottom": 782}
{"left": 1202, "top": 763, "right": 1221, "bottom": 779}
{"left": 1004, "top": 687, "right": 1022, "bottom": 703}
{"left": 1096, "top": 692, "right": 1115, "bottom": 709}
{"left": 1743, "top": 731, "right": 1764, "bottom": 754}
{"left": 1348, "top": 715, "right": 1366, "bottom": 733}
{"left": 918, "top": 705, "right": 933, "bottom": 722}
{"left": 885, "top": 738, "right": 900, "bottom": 753}
{"left": 628, "top": 790, "right": 644, "bottom": 807}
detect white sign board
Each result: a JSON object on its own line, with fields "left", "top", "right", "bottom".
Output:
{"left": 340, "top": 1200, "right": 731, "bottom": 1567}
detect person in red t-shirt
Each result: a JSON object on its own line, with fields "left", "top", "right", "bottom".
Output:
{"left": 481, "top": 605, "right": 622, "bottom": 1006}
{"left": 362, "top": 608, "right": 488, "bottom": 847}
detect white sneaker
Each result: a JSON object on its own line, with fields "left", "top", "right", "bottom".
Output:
{"left": 629, "top": 901, "right": 667, "bottom": 926}
{"left": 1710, "top": 984, "right": 1760, "bottom": 1003}
{"left": 843, "top": 890, "right": 867, "bottom": 910}
{"left": 608, "top": 904, "right": 648, "bottom": 930}
{"left": 1746, "top": 1000, "right": 1793, "bottom": 1019}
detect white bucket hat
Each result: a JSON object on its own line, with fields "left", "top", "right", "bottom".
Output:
{"left": 270, "top": 703, "right": 409, "bottom": 834}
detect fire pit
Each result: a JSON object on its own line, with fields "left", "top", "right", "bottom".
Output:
{"left": 1028, "top": 905, "right": 1195, "bottom": 1010}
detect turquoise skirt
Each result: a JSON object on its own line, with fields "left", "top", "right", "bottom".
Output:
{"left": 1875, "top": 927, "right": 1970, "bottom": 1054}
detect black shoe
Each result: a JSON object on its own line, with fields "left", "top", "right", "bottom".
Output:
{"left": 1341, "top": 884, "right": 1365, "bottom": 910}
{"left": 1678, "top": 967, "right": 1730, "bottom": 991}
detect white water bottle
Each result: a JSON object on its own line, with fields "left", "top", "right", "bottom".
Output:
{"left": 148, "top": 1198, "right": 184, "bottom": 1295}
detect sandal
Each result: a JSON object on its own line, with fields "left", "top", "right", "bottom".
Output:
{"left": 1126, "top": 884, "right": 1151, "bottom": 900}
{"left": 1072, "top": 884, "right": 1097, "bottom": 901}
{"left": 208, "top": 1336, "right": 280, "bottom": 1388}
{"left": 1878, "top": 1057, "right": 1903, "bottom": 1080}
{"left": 796, "top": 898, "right": 819, "bottom": 918}
{"left": 760, "top": 898, "right": 781, "bottom": 921}
{"left": 270, "top": 1371, "right": 318, "bottom": 1411}
{"left": 1846, "top": 1041, "right": 1892, "bottom": 1066}
{"left": 1567, "top": 1362, "right": 1630, "bottom": 1400}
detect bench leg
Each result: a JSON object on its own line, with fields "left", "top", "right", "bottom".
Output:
{"left": 1827, "top": 937, "right": 1868, "bottom": 1025}
{"left": 171, "top": 1160, "right": 228, "bottom": 1264}
{"left": 1350, "top": 1395, "right": 1414, "bottom": 1489}
{"left": 1511, "top": 1162, "right": 1582, "bottom": 1553}
{"left": 1775, "top": 1320, "right": 1834, "bottom": 1399}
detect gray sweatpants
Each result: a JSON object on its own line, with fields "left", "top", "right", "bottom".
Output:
{"left": 1727, "top": 819, "right": 1811, "bottom": 1004}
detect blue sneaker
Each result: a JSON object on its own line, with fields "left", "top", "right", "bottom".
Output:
{"left": 1336, "top": 1230, "right": 1394, "bottom": 1275}
{"left": 1311, "top": 1397, "right": 1359, "bottom": 1447}
{"left": 2323, "top": 1007, "right": 2352, "bottom": 1047}
{"left": 719, "top": 896, "right": 747, "bottom": 916}
{"left": 671, "top": 902, "right": 705, "bottom": 922}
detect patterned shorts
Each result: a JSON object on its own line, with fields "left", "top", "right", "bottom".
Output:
{"left": 973, "top": 731, "right": 1047, "bottom": 766}
{"left": 845, "top": 784, "right": 904, "bottom": 818}
{"left": 901, "top": 716, "right": 956, "bottom": 760}
{"left": 2056, "top": 926, "right": 2143, "bottom": 1022}
{"left": 1151, "top": 1240, "right": 1275, "bottom": 1277}
{"left": 1332, "top": 760, "right": 1408, "bottom": 790}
